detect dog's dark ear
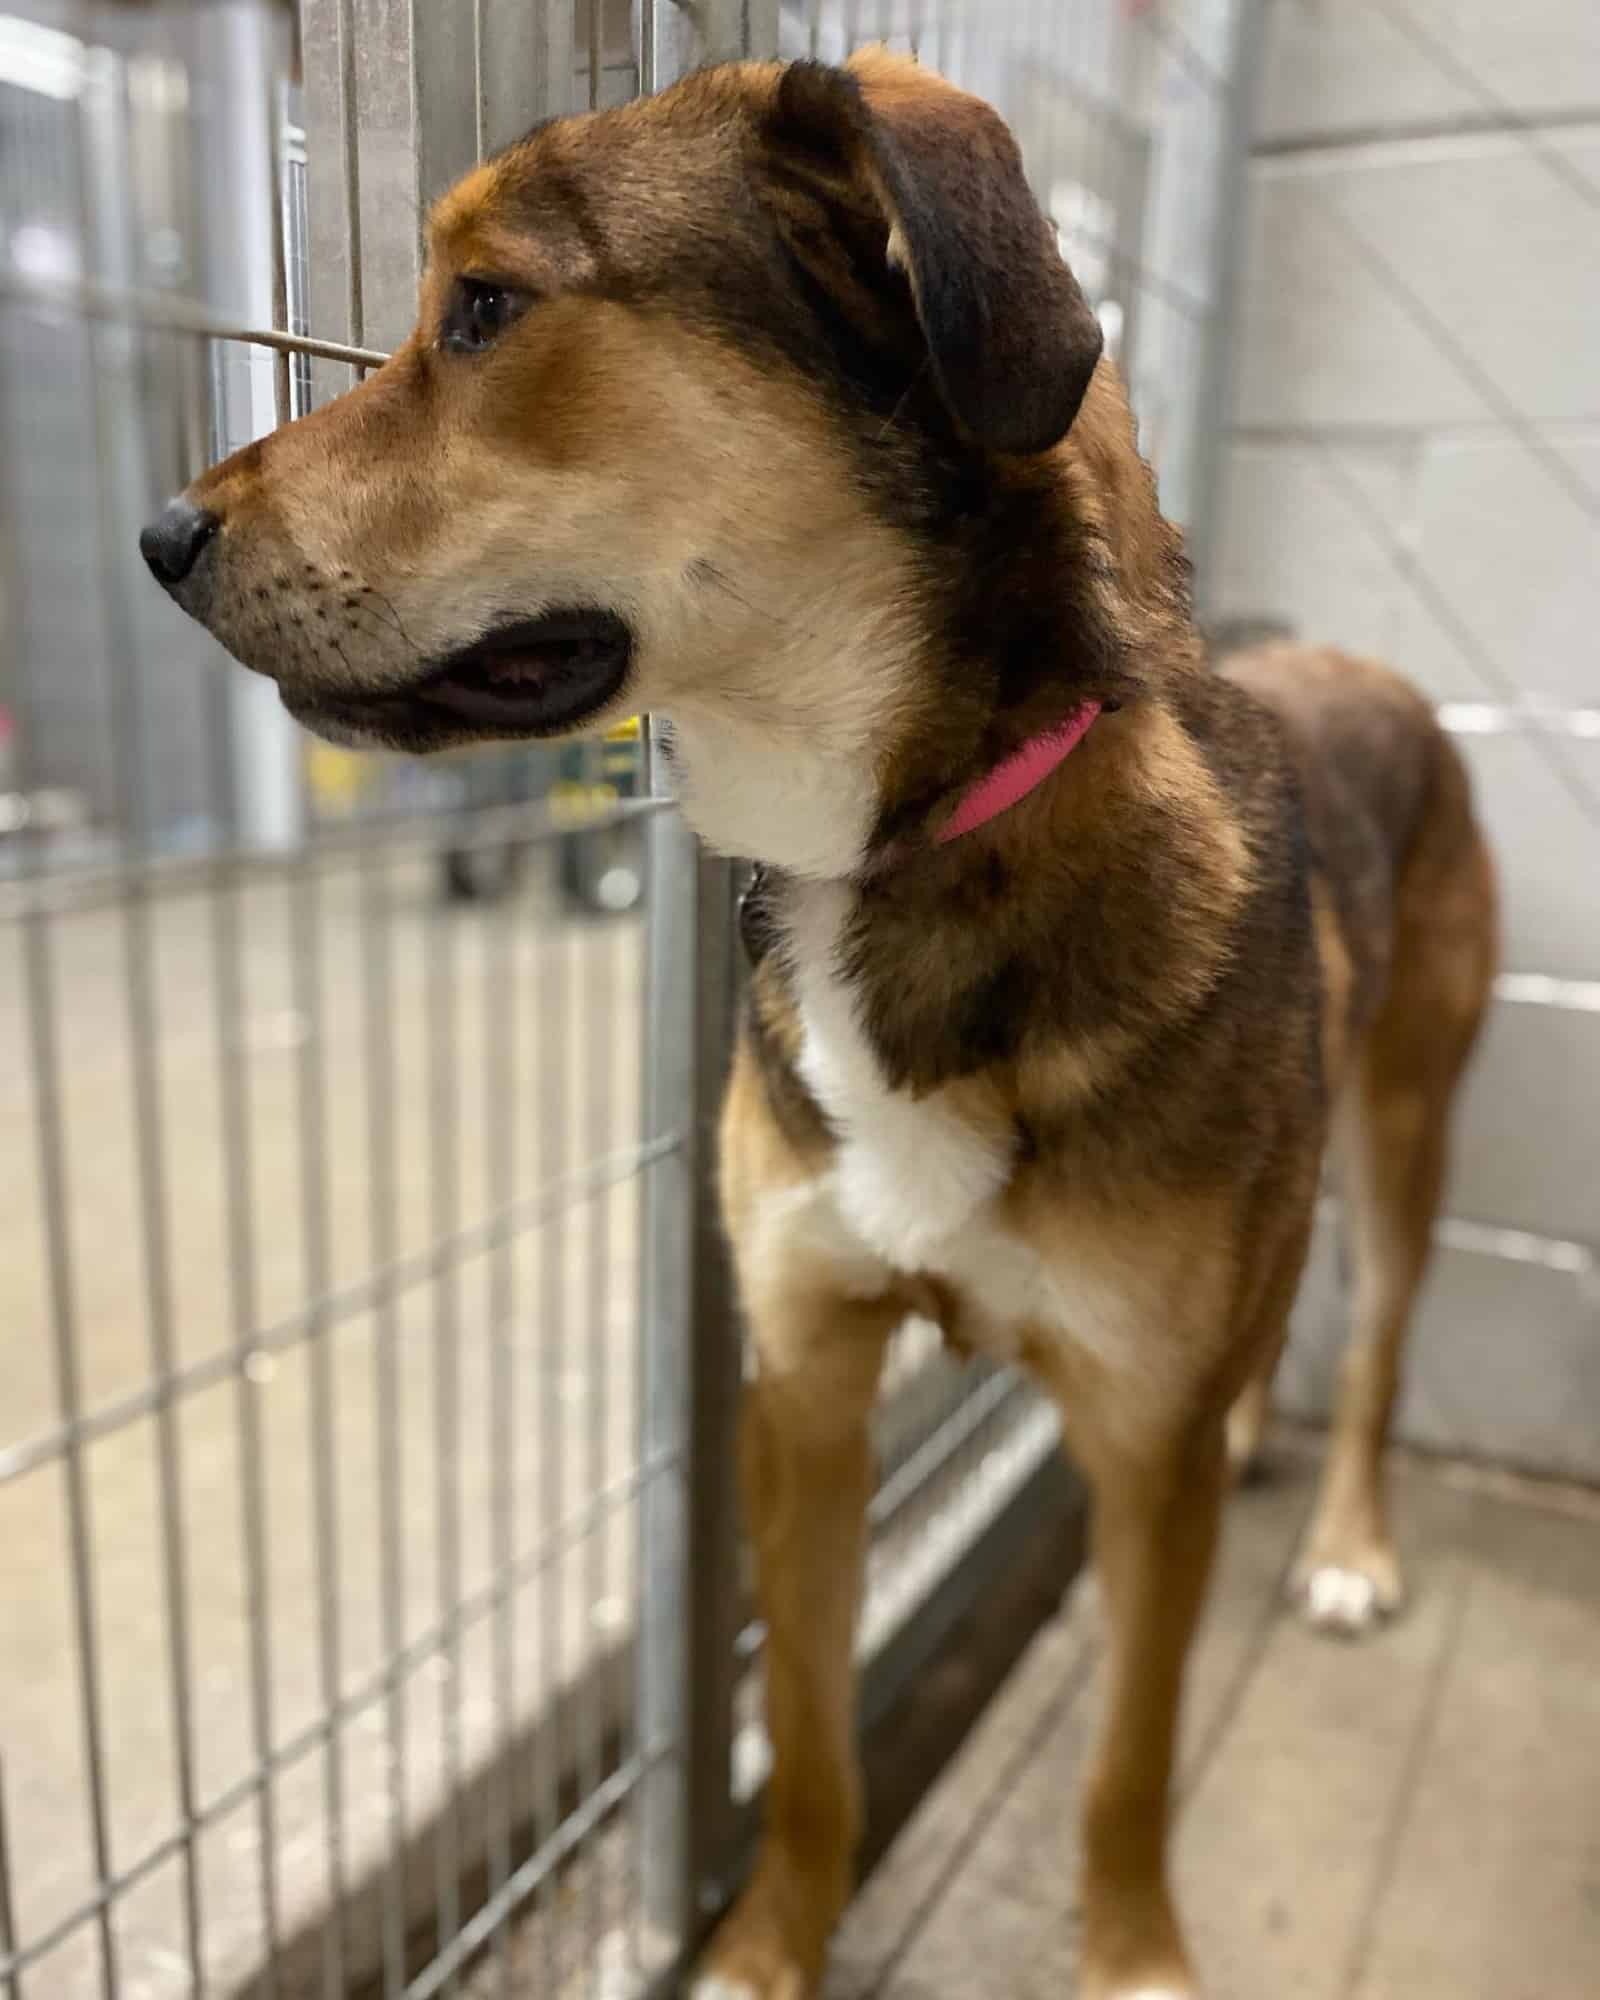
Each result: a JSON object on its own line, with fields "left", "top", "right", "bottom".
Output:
{"left": 771, "top": 51, "right": 1103, "bottom": 455}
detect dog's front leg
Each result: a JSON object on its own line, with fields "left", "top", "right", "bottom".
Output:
{"left": 691, "top": 1288, "right": 895, "bottom": 2000}
{"left": 1066, "top": 1405, "right": 1226, "bottom": 2000}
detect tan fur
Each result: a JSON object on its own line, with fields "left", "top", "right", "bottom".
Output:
{"left": 149, "top": 52, "right": 1499, "bottom": 1999}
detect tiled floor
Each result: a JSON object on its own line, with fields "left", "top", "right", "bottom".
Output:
{"left": 825, "top": 1431, "right": 1600, "bottom": 2000}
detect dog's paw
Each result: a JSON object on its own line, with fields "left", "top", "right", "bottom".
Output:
{"left": 688, "top": 1889, "right": 823, "bottom": 2000}
{"left": 1083, "top": 1976, "right": 1197, "bottom": 2000}
{"left": 687, "top": 1964, "right": 809, "bottom": 2000}
{"left": 1291, "top": 1549, "right": 1403, "bottom": 1638}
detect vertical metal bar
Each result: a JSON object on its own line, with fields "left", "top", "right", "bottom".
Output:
{"left": 583, "top": 897, "right": 617, "bottom": 1986}
{"left": 1184, "top": 0, "right": 1267, "bottom": 614}
{"left": 482, "top": 834, "right": 519, "bottom": 1995}
{"left": 472, "top": 0, "right": 488, "bottom": 160}
{"left": 361, "top": 839, "right": 408, "bottom": 2000}
{"left": 534, "top": 869, "right": 571, "bottom": 1996}
{"left": 196, "top": 0, "right": 303, "bottom": 853}
{"left": 290, "top": 850, "right": 347, "bottom": 2000}
{"left": 588, "top": 0, "right": 604, "bottom": 110}
{"left": 299, "top": 0, "right": 366, "bottom": 400}
{"left": 426, "top": 872, "right": 463, "bottom": 1995}
{"left": 636, "top": 805, "right": 694, "bottom": 1961}
{"left": 337, "top": 0, "right": 366, "bottom": 355}
{"left": 345, "top": 0, "right": 423, "bottom": 352}
{"left": 266, "top": 71, "right": 292, "bottom": 424}
{"left": 411, "top": 2, "right": 480, "bottom": 210}
{"left": 0, "top": 1759, "right": 20, "bottom": 2000}
{"left": 0, "top": 276, "right": 116, "bottom": 1999}
{"left": 745, "top": 0, "right": 782, "bottom": 61}
{"left": 17, "top": 856, "right": 117, "bottom": 2000}
{"left": 470, "top": 31, "right": 509, "bottom": 1979}
{"left": 71, "top": 34, "right": 210, "bottom": 1997}
{"left": 643, "top": 0, "right": 747, "bottom": 78}
{"left": 478, "top": 0, "right": 561, "bottom": 155}
{"left": 205, "top": 645, "right": 282, "bottom": 2000}
{"left": 639, "top": 824, "right": 743, "bottom": 1943}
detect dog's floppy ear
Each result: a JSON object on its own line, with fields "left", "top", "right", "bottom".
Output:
{"left": 771, "top": 51, "right": 1103, "bottom": 455}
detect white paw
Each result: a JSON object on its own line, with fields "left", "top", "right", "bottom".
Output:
{"left": 1300, "top": 1563, "right": 1385, "bottom": 1636}
{"left": 689, "top": 1982, "right": 761, "bottom": 2000}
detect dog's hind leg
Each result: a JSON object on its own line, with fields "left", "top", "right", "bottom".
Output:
{"left": 1224, "top": 1365, "right": 1274, "bottom": 1481}
{"left": 690, "top": 1288, "right": 895, "bottom": 2000}
{"left": 1292, "top": 783, "right": 1495, "bottom": 1637}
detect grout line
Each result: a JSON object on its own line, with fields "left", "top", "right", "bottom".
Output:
{"left": 849, "top": 1636, "right": 1101, "bottom": 1998}
{"left": 1336, "top": 1545, "right": 1476, "bottom": 1999}
{"left": 1254, "top": 107, "right": 1600, "bottom": 171}
{"left": 1176, "top": 1469, "right": 1321, "bottom": 1808}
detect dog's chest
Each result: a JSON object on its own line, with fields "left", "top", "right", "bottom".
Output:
{"left": 786, "top": 893, "right": 1071, "bottom": 1350}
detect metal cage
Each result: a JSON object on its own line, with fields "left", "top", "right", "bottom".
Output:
{"left": 0, "top": 4, "right": 1260, "bottom": 1995}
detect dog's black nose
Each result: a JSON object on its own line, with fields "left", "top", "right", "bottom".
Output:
{"left": 139, "top": 497, "right": 219, "bottom": 586}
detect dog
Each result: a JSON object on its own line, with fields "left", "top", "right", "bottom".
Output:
{"left": 141, "top": 49, "right": 1498, "bottom": 1999}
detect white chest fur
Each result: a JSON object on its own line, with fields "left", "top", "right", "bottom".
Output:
{"left": 784, "top": 887, "right": 1068, "bottom": 1354}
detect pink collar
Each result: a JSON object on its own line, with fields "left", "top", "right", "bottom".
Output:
{"left": 936, "top": 700, "right": 1102, "bottom": 844}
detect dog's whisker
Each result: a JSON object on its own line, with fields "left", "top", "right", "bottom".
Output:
{"left": 692, "top": 559, "right": 825, "bottom": 644}
{"left": 869, "top": 361, "right": 930, "bottom": 445}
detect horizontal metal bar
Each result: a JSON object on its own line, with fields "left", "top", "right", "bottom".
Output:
{"left": 1439, "top": 702, "right": 1600, "bottom": 742}
{"left": 1, "top": 223, "right": 1211, "bottom": 374}
{"left": 1229, "top": 418, "right": 1584, "bottom": 446}
{"left": 0, "top": 266, "right": 391, "bottom": 369}
{"left": 1315, "top": 1195, "right": 1595, "bottom": 1276}
{"left": 0, "top": 1133, "right": 681, "bottom": 1488}
{"left": 0, "top": 793, "right": 672, "bottom": 925}
{"left": 867, "top": 1367, "right": 1036, "bottom": 1533}
{"left": 0, "top": 1449, "right": 679, "bottom": 1986}
{"left": 1494, "top": 973, "right": 1600, "bottom": 1013}
{"left": 1252, "top": 104, "right": 1600, "bottom": 163}
{"left": 1433, "top": 1215, "right": 1596, "bottom": 1279}
{"left": 403, "top": 1747, "right": 669, "bottom": 2000}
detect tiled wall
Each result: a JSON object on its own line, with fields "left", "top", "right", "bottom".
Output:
{"left": 1212, "top": 0, "right": 1600, "bottom": 1479}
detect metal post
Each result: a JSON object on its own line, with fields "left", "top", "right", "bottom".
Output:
{"left": 194, "top": 0, "right": 305, "bottom": 852}
{"left": 1182, "top": 0, "right": 1267, "bottom": 615}
{"left": 634, "top": 4, "right": 776, "bottom": 1967}
{"left": 638, "top": 769, "right": 744, "bottom": 1961}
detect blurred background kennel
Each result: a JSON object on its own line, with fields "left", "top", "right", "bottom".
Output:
{"left": 0, "top": 3, "right": 1593, "bottom": 1999}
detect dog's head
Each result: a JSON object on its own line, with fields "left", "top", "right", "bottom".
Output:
{"left": 144, "top": 52, "right": 1144, "bottom": 877}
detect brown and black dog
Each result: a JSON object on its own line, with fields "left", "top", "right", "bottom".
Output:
{"left": 142, "top": 50, "right": 1497, "bottom": 2000}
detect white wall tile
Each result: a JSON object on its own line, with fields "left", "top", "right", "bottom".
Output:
{"left": 1455, "top": 732, "right": 1600, "bottom": 981}
{"left": 1237, "top": 134, "right": 1600, "bottom": 430}
{"left": 1258, "top": 0, "right": 1473, "bottom": 146}
{"left": 1258, "top": 0, "right": 1600, "bottom": 144}
{"left": 1212, "top": 439, "right": 1419, "bottom": 658}
{"left": 1280, "top": 1217, "right": 1600, "bottom": 1485}
{"left": 1234, "top": 169, "right": 1485, "bottom": 429}
{"left": 1450, "top": 995, "right": 1600, "bottom": 1241}
{"left": 1388, "top": 433, "right": 1600, "bottom": 708}
{"left": 1322, "top": 133, "right": 1600, "bottom": 428}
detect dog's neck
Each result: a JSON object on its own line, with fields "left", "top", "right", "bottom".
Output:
{"left": 670, "top": 376, "right": 1195, "bottom": 881}
{"left": 662, "top": 707, "right": 884, "bottom": 880}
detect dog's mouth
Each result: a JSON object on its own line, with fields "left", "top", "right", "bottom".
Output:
{"left": 285, "top": 608, "right": 634, "bottom": 749}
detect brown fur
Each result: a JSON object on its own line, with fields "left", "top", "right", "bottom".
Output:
{"left": 146, "top": 50, "right": 1498, "bottom": 1999}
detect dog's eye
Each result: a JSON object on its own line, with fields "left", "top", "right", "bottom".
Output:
{"left": 442, "top": 277, "right": 526, "bottom": 354}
